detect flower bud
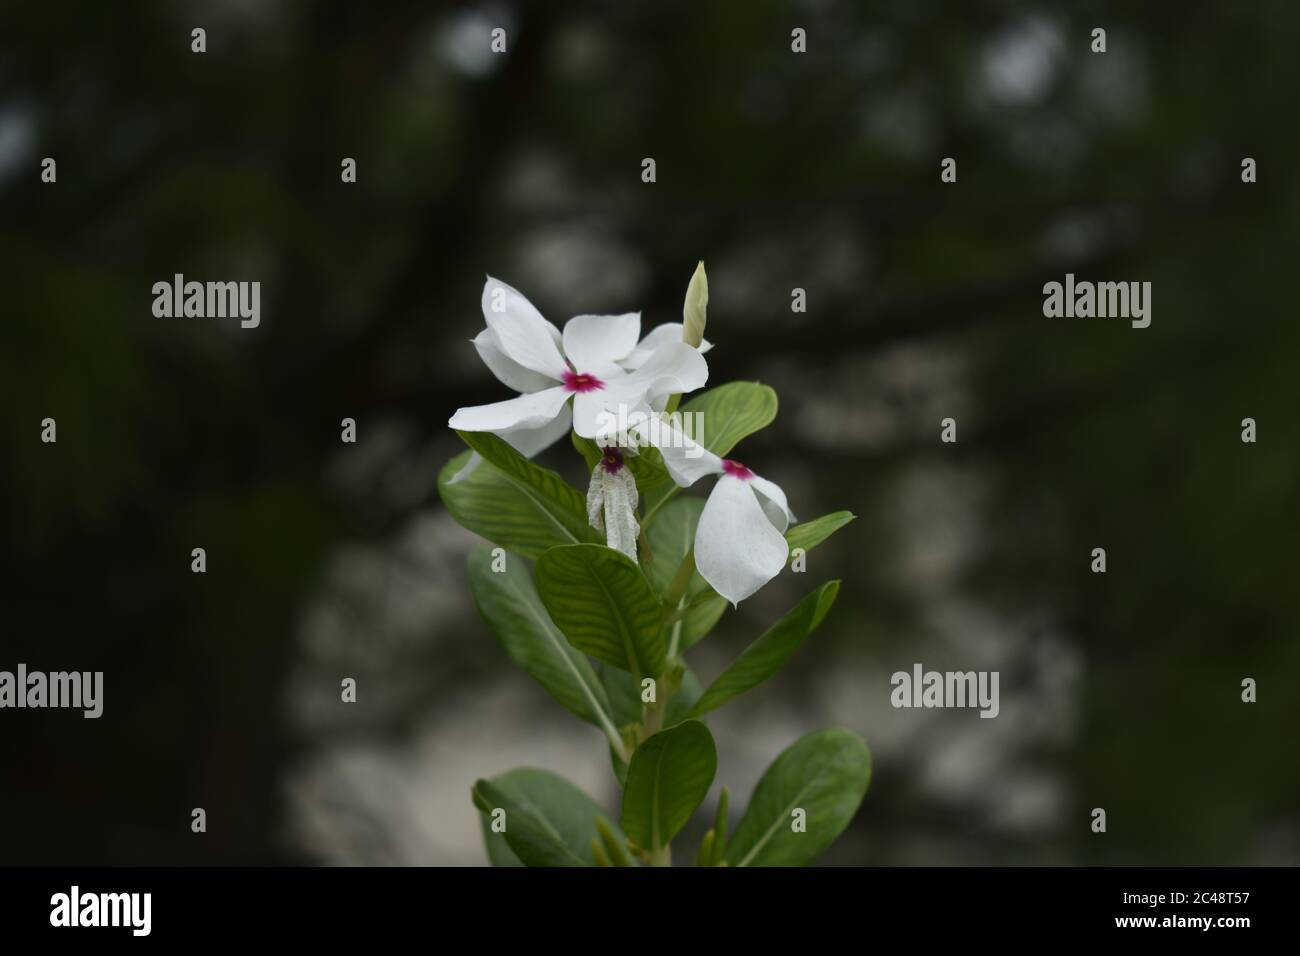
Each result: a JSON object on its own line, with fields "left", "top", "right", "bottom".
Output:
{"left": 682, "top": 261, "right": 708, "bottom": 348}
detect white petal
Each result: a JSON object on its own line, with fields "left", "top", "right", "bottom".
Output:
{"left": 571, "top": 389, "right": 625, "bottom": 442}
{"left": 500, "top": 401, "right": 573, "bottom": 457}
{"left": 620, "top": 323, "right": 713, "bottom": 370}
{"left": 634, "top": 418, "right": 721, "bottom": 487}
{"left": 749, "top": 475, "right": 796, "bottom": 533}
{"left": 448, "top": 385, "right": 570, "bottom": 433}
{"left": 562, "top": 313, "right": 641, "bottom": 374}
{"left": 695, "top": 476, "right": 789, "bottom": 605}
{"left": 472, "top": 329, "right": 561, "bottom": 393}
{"left": 620, "top": 340, "right": 709, "bottom": 401}
{"left": 481, "top": 276, "right": 569, "bottom": 380}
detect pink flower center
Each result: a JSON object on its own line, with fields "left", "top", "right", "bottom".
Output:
{"left": 721, "top": 458, "right": 754, "bottom": 480}
{"left": 600, "top": 447, "right": 625, "bottom": 474}
{"left": 563, "top": 370, "right": 605, "bottom": 393}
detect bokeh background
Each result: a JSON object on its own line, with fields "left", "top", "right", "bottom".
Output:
{"left": 3, "top": 0, "right": 1298, "bottom": 865}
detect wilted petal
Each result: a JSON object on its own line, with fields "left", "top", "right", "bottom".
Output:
{"left": 695, "top": 475, "right": 789, "bottom": 605}
{"left": 563, "top": 313, "right": 641, "bottom": 375}
{"left": 586, "top": 462, "right": 640, "bottom": 562}
{"left": 619, "top": 323, "right": 713, "bottom": 369}
{"left": 481, "top": 276, "right": 569, "bottom": 380}
{"left": 472, "top": 329, "right": 561, "bottom": 393}
{"left": 750, "top": 475, "right": 796, "bottom": 533}
{"left": 448, "top": 385, "right": 570, "bottom": 433}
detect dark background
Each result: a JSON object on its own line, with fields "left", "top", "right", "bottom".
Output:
{"left": 2, "top": 0, "right": 1297, "bottom": 865}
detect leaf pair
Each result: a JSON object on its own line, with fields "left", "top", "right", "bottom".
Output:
{"left": 473, "top": 727, "right": 871, "bottom": 867}
{"left": 471, "top": 722, "right": 717, "bottom": 868}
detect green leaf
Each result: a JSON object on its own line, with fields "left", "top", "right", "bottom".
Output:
{"left": 786, "top": 511, "right": 856, "bottom": 558}
{"left": 621, "top": 720, "right": 717, "bottom": 855}
{"left": 472, "top": 768, "right": 624, "bottom": 867}
{"left": 725, "top": 729, "right": 871, "bottom": 867}
{"left": 438, "top": 447, "right": 599, "bottom": 558}
{"left": 686, "top": 581, "right": 840, "bottom": 719}
{"left": 680, "top": 382, "right": 778, "bottom": 457}
{"left": 535, "top": 544, "right": 666, "bottom": 680}
{"left": 456, "top": 429, "right": 597, "bottom": 539}
{"left": 467, "top": 546, "right": 624, "bottom": 754}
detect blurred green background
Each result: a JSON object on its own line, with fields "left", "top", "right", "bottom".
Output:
{"left": 2, "top": 0, "right": 1297, "bottom": 865}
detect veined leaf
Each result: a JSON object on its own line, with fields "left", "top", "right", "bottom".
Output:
{"left": 467, "top": 546, "right": 624, "bottom": 754}
{"left": 686, "top": 581, "right": 840, "bottom": 719}
{"left": 438, "top": 448, "right": 598, "bottom": 558}
{"left": 786, "top": 511, "right": 856, "bottom": 558}
{"left": 536, "top": 544, "right": 666, "bottom": 681}
{"left": 473, "top": 768, "right": 623, "bottom": 867}
{"left": 725, "top": 729, "right": 871, "bottom": 867}
{"left": 680, "top": 381, "right": 778, "bottom": 456}
{"left": 621, "top": 720, "right": 717, "bottom": 855}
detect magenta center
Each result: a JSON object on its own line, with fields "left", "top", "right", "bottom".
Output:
{"left": 563, "top": 370, "right": 605, "bottom": 393}
{"left": 721, "top": 458, "right": 754, "bottom": 480}
{"left": 600, "top": 447, "right": 625, "bottom": 474}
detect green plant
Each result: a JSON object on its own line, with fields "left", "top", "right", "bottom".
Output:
{"left": 442, "top": 264, "right": 868, "bottom": 866}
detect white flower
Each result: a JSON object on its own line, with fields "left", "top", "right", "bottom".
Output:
{"left": 586, "top": 446, "right": 640, "bottom": 562}
{"left": 643, "top": 422, "right": 796, "bottom": 605}
{"left": 448, "top": 278, "right": 709, "bottom": 459}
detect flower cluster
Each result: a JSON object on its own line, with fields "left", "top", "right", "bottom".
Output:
{"left": 448, "top": 272, "right": 793, "bottom": 604}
